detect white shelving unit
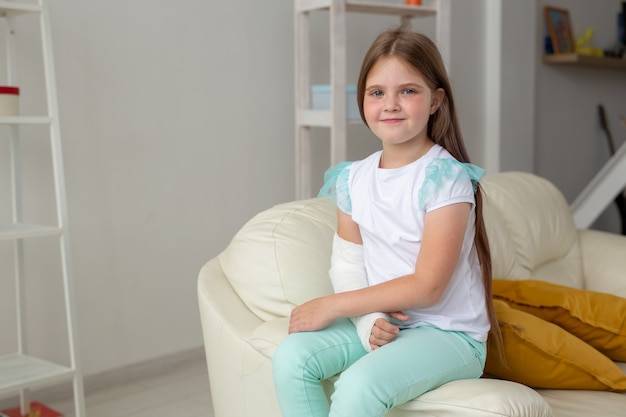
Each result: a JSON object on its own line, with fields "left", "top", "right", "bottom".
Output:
{"left": 0, "top": 1, "right": 86, "bottom": 416}
{"left": 294, "top": 0, "right": 450, "bottom": 199}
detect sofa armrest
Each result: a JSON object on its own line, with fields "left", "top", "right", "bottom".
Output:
{"left": 198, "top": 257, "right": 263, "bottom": 342}
{"left": 198, "top": 257, "right": 276, "bottom": 417}
{"left": 578, "top": 229, "right": 626, "bottom": 298}
{"left": 249, "top": 317, "right": 289, "bottom": 359}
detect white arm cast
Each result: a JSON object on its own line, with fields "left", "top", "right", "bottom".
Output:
{"left": 329, "top": 233, "right": 389, "bottom": 352}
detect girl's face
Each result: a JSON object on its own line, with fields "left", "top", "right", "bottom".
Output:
{"left": 363, "top": 56, "right": 443, "bottom": 148}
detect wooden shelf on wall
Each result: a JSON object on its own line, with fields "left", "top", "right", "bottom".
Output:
{"left": 543, "top": 53, "right": 626, "bottom": 70}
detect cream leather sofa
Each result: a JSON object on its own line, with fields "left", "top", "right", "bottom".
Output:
{"left": 198, "top": 172, "right": 626, "bottom": 417}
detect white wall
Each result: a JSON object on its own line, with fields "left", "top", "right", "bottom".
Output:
{"left": 534, "top": 0, "right": 626, "bottom": 233}
{"left": 476, "top": 0, "right": 625, "bottom": 234}
{"left": 500, "top": 0, "right": 537, "bottom": 173}
{"left": 1, "top": 0, "right": 296, "bottom": 377}
{"left": 448, "top": 0, "right": 491, "bottom": 170}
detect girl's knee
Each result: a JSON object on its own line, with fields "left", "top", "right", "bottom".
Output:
{"left": 273, "top": 332, "right": 332, "bottom": 384}
{"left": 273, "top": 333, "right": 309, "bottom": 378}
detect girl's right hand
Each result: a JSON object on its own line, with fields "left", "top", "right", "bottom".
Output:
{"left": 369, "top": 311, "right": 409, "bottom": 350}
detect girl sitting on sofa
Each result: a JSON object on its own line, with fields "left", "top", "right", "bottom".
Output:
{"left": 272, "top": 26, "right": 501, "bottom": 417}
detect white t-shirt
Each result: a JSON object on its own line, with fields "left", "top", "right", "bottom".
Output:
{"left": 324, "top": 144, "right": 490, "bottom": 342}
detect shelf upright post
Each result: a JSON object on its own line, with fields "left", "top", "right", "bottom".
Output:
{"left": 329, "top": 0, "right": 347, "bottom": 169}
{"left": 4, "top": 9, "right": 31, "bottom": 414}
{"left": 294, "top": 1, "right": 313, "bottom": 200}
{"left": 0, "top": 1, "right": 86, "bottom": 415}
{"left": 37, "top": 1, "right": 86, "bottom": 415}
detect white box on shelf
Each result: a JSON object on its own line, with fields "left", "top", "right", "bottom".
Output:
{"left": 311, "top": 84, "right": 360, "bottom": 121}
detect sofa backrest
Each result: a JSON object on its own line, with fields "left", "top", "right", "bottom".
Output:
{"left": 218, "top": 172, "right": 584, "bottom": 322}
{"left": 481, "top": 172, "right": 583, "bottom": 289}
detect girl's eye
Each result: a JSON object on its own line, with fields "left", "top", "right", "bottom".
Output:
{"left": 402, "top": 88, "right": 416, "bottom": 95}
{"left": 369, "top": 90, "right": 383, "bottom": 97}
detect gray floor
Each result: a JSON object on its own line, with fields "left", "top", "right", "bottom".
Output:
{"left": 46, "top": 356, "right": 215, "bottom": 417}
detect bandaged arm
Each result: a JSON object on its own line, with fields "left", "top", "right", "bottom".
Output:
{"left": 329, "top": 233, "right": 389, "bottom": 352}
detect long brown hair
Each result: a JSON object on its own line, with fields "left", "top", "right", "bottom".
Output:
{"left": 357, "top": 27, "right": 503, "bottom": 355}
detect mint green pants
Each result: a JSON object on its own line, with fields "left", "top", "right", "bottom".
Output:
{"left": 272, "top": 318, "right": 486, "bottom": 417}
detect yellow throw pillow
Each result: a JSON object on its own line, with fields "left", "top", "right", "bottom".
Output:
{"left": 485, "top": 300, "right": 626, "bottom": 391}
{"left": 492, "top": 279, "right": 626, "bottom": 361}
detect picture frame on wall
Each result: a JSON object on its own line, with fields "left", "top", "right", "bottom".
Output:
{"left": 545, "top": 6, "right": 575, "bottom": 54}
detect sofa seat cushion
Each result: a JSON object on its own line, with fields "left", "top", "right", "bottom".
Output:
{"left": 219, "top": 198, "right": 336, "bottom": 321}
{"left": 538, "top": 388, "right": 626, "bottom": 417}
{"left": 389, "top": 379, "right": 553, "bottom": 417}
{"left": 493, "top": 279, "right": 626, "bottom": 361}
{"left": 250, "top": 318, "right": 553, "bottom": 417}
{"left": 486, "top": 300, "right": 626, "bottom": 391}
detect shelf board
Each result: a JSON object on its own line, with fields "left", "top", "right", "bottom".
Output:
{"left": 296, "top": 108, "right": 365, "bottom": 127}
{"left": 297, "top": 109, "right": 332, "bottom": 127}
{"left": 347, "top": 1, "right": 436, "bottom": 16}
{"left": 0, "top": 354, "right": 75, "bottom": 396}
{"left": 0, "top": 223, "right": 62, "bottom": 240}
{"left": 296, "top": 0, "right": 436, "bottom": 17}
{"left": 0, "top": 116, "right": 52, "bottom": 125}
{"left": 543, "top": 53, "right": 626, "bottom": 70}
{"left": 0, "top": 1, "right": 42, "bottom": 16}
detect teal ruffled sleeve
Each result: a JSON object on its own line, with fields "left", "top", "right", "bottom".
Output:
{"left": 317, "top": 161, "right": 352, "bottom": 214}
{"left": 418, "top": 158, "right": 485, "bottom": 211}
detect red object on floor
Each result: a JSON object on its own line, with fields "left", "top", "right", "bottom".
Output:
{"left": 1, "top": 402, "right": 62, "bottom": 417}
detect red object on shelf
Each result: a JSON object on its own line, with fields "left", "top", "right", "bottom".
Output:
{"left": 0, "top": 86, "right": 19, "bottom": 95}
{"left": 406, "top": 0, "right": 422, "bottom": 5}
{"left": 1, "top": 402, "right": 62, "bottom": 417}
